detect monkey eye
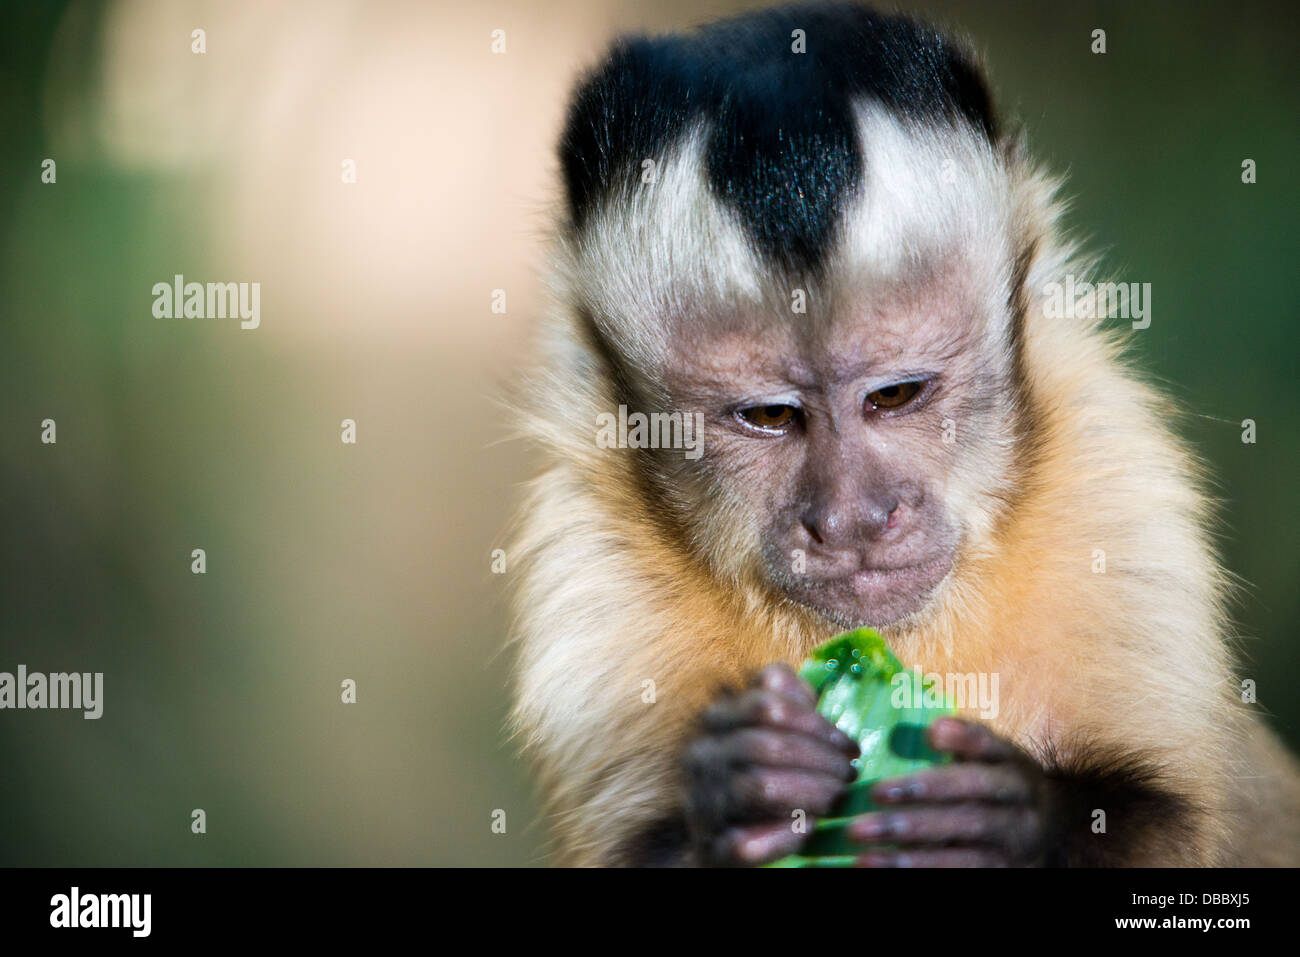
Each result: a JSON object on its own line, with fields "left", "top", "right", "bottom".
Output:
{"left": 736, "top": 404, "right": 798, "bottom": 432}
{"left": 865, "top": 380, "right": 923, "bottom": 412}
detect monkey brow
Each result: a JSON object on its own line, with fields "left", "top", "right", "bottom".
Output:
{"left": 784, "top": 357, "right": 916, "bottom": 390}
{"left": 681, "top": 364, "right": 879, "bottom": 400}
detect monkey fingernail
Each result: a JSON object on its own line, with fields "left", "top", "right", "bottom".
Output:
{"left": 929, "top": 718, "right": 965, "bottom": 750}
{"left": 848, "top": 814, "right": 905, "bottom": 841}
{"left": 830, "top": 728, "right": 858, "bottom": 753}
{"left": 852, "top": 818, "right": 886, "bottom": 840}
{"left": 874, "top": 778, "right": 924, "bottom": 802}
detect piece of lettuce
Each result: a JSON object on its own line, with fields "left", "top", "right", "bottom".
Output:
{"left": 768, "top": 627, "right": 955, "bottom": 867}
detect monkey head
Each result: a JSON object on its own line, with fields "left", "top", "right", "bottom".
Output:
{"left": 554, "top": 5, "right": 1040, "bottom": 630}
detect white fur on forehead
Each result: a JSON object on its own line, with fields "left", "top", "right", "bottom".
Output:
{"left": 558, "top": 104, "right": 1017, "bottom": 371}
{"left": 839, "top": 105, "right": 1012, "bottom": 268}
{"left": 560, "top": 125, "right": 768, "bottom": 373}
{"left": 830, "top": 104, "right": 1016, "bottom": 348}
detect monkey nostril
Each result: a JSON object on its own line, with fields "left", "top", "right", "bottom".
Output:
{"left": 802, "top": 514, "right": 826, "bottom": 545}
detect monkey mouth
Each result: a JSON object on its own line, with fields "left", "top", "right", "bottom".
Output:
{"left": 848, "top": 553, "right": 954, "bottom": 591}
{"left": 786, "top": 552, "right": 955, "bottom": 627}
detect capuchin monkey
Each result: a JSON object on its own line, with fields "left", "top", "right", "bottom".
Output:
{"left": 508, "top": 3, "right": 1300, "bottom": 866}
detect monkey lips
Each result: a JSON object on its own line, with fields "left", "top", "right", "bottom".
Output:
{"left": 775, "top": 549, "right": 956, "bottom": 628}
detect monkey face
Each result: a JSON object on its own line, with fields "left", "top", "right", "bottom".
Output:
{"left": 752, "top": 367, "right": 961, "bottom": 628}
{"left": 557, "top": 60, "right": 1025, "bottom": 629}
{"left": 658, "top": 254, "right": 1013, "bottom": 629}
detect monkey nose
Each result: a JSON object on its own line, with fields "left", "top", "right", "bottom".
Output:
{"left": 802, "top": 496, "right": 898, "bottom": 547}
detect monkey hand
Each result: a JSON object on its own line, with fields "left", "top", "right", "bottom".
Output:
{"left": 682, "top": 663, "right": 860, "bottom": 866}
{"left": 848, "top": 717, "right": 1059, "bottom": 867}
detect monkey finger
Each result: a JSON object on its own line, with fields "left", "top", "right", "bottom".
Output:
{"left": 871, "top": 763, "right": 1033, "bottom": 805}
{"left": 701, "top": 688, "right": 857, "bottom": 754}
{"left": 730, "top": 767, "right": 848, "bottom": 819}
{"left": 726, "top": 728, "right": 858, "bottom": 780}
{"left": 928, "top": 717, "right": 1021, "bottom": 763}
{"left": 709, "top": 820, "right": 813, "bottom": 867}
{"left": 846, "top": 804, "right": 1029, "bottom": 847}
{"left": 752, "top": 663, "right": 818, "bottom": 708}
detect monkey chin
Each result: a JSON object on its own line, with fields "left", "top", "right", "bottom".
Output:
{"left": 781, "top": 553, "right": 956, "bottom": 630}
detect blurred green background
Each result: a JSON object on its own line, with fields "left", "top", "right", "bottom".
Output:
{"left": 1, "top": 0, "right": 1296, "bottom": 865}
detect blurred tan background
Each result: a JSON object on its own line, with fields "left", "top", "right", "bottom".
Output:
{"left": 1, "top": 0, "right": 1296, "bottom": 865}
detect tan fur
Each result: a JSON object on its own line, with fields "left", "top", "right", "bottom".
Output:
{"left": 507, "top": 117, "right": 1300, "bottom": 868}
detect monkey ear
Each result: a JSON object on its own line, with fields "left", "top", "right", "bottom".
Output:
{"left": 999, "top": 123, "right": 1032, "bottom": 167}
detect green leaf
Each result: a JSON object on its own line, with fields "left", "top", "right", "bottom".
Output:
{"left": 768, "top": 627, "right": 955, "bottom": 867}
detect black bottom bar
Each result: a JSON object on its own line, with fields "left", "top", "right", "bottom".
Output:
{"left": 0, "top": 866, "right": 1287, "bottom": 943}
